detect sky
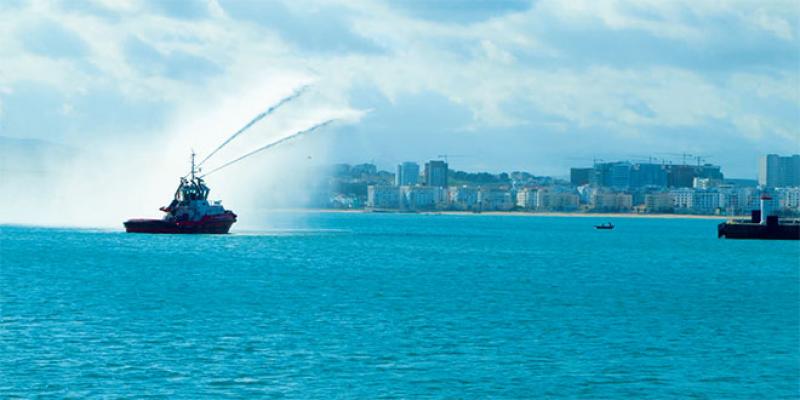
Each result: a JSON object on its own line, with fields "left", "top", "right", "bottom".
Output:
{"left": 0, "top": 0, "right": 798, "bottom": 179}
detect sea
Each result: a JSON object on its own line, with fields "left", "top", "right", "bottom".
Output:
{"left": 1, "top": 213, "right": 798, "bottom": 398}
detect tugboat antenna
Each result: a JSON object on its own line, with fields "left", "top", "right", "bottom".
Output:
{"left": 191, "top": 150, "right": 196, "bottom": 180}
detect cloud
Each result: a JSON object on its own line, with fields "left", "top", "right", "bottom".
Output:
{"left": 391, "top": 0, "right": 533, "bottom": 24}
{"left": 56, "top": 0, "right": 124, "bottom": 20}
{"left": 143, "top": 0, "right": 210, "bottom": 20}
{"left": 18, "top": 18, "right": 89, "bottom": 59}
{"left": 123, "top": 35, "right": 222, "bottom": 81}
{"left": 0, "top": 0, "right": 796, "bottom": 180}
{"left": 217, "top": 0, "right": 383, "bottom": 54}
{"left": 0, "top": 0, "right": 24, "bottom": 11}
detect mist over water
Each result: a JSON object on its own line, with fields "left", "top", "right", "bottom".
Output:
{"left": 0, "top": 75, "right": 363, "bottom": 229}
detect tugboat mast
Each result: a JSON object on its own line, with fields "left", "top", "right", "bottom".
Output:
{"left": 190, "top": 150, "right": 197, "bottom": 181}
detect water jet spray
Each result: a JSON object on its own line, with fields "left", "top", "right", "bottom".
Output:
{"left": 198, "top": 85, "right": 310, "bottom": 167}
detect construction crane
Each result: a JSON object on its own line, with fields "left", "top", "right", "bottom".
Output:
{"left": 565, "top": 156, "right": 607, "bottom": 167}
{"left": 656, "top": 152, "right": 707, "bottom": 166}
{"left": 437, "top": 154, "right": 471, "bottom": 164}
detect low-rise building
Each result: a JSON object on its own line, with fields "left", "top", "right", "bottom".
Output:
{"left": 776, "top": 187, "right": 800, "bottom": 211}
{"left": 719, "top": 188, "right": 745, "bottom": 215}
{"left": 670, "top": 188, "right": 694, "bottom": 210}
{"left": 692, "top": 190, "right": 721, "bottom": 214}
{"left": 479, "top": 189, "right": 514, "bottom": 211}
{"left": 516, "top": 188, "right": 539, "bottom": 209}
{"left": 669, "top": 188, "right": 725, "bottom": 214}
{"left": 538, "top": 190, "right": 579, "bottom": 211}
{"left": 719, "top": 187, "right": 760, "bottom": 213}
{"left": 367, "top": 185, "right": 399, "bottom": 208}
{"left": 644, "top": 192, "right": 673, "bottom": 213}
{"left": 400, "top": 186, "right": 447, "bottom": 210}
{"left": 449, "top": 186, "right": 479, "bottom": 211}
{"left": 591, "top": 192, "right": 633, "bottom": 211}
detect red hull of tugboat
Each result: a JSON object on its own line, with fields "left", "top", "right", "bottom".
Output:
{"left": 124, "top": 213, "right": 237, "bottom": 234}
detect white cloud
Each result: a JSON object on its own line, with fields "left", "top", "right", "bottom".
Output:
{"left": 753, "top": 9, "right": 794, "bottom": 40}
{"left": 59, "top": 102, "right": 73, "bottom": 116}
{"left": 0, "top": 0, "right": 796, "bottom": 174}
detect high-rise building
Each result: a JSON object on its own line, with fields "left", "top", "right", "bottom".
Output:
{"left": 667, "top": 165, "right": 697, "bottom": 188}
{"left": 570, "top": 168, "right": 593, "bottom": 186}
{"left": 760, "top": 155, "right": 779, "bottom": 187}
{"left": 759, "top": 154, "right": 800, "bottom": 188}
{"left": 591, "top": 162, "right": 668, "bottom": 189}
{"left": 630, "top": 163, "right": 668, "bottom": 188}
{"left": 395, "top": 162, "right": 420, "bottom": 187}
{"left": 584, "top": 161, "right": 721, "bottom": 189}
{"left": 696, "top": 164, "right": 723, "bottom": 180}
{"left": 424, "top": 160, "right": 448, "bottom": 187}
{"left": 666, "top": 164, "right": 723, "bottom": 188}
{"left": 593, "top": 162, "right": 632, "bottom": 189}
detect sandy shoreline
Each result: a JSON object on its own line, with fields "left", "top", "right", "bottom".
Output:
{"left": 289, "top": 209, "right": 733, "bottom": 221}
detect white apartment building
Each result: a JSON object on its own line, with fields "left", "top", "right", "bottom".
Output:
{"left": 670, "top": 188, "right": 694, "bottom": 210}
{"left": 776, "top": 187, "right": 800, "bottom": 210}
{"left": 644, "top": 192, "right": 673, "bottom": 213}
{"left": 539, "top": 191, "right": 579, "bottom": 211}
{"left": 479, "top": 189, "right": 514, "bottom": 211}
{"left": 400, "top": 186, "right": 447, "bottom": 210}
{"left": 449, "top": 186, "right": 479, "bottom": 211}
{"left": 516, "top": 188, "right": 539, "bottom": 209}
{"left": 592, "top": 192, "right": 633, "bottom": 211}
{"left": 692, "top": 191, "right": 721, "bottom": 213}
{"left": 367, "top": 185, "right": 400, "bottom": 208}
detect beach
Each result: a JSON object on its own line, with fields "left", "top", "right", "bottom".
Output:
{"left": 306, "top": 209, "right": 732, "bottom": 220}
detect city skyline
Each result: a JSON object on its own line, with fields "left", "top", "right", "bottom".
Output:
{"left": 326, "top": 152, "right": 790, "bottom": 181}
{"left": 327, "top": 153, "right": 799, "bottom": 216}
{"left": 322, "top": 151, "right": 800, "bottom": 217}
{"left": 327, "top": 153, "right": 800, "bottom": 192}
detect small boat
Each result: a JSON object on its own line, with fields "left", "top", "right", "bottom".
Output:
{"left": 594, "top": 222, "right": 614, "bottom": 230}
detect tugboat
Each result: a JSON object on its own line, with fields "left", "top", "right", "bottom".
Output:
{"left": 718, "top": 195, "right": 799, "bottom": 240}
{"left": 124, "top": 153, "right": 237, "bottom": 234}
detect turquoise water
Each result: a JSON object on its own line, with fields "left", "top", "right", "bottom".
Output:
{"left": 1, "top": 213, "right": 798, "bottom": 398}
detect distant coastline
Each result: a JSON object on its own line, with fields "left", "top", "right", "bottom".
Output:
{"left": 300, "top": 209, "right": 732, "bottom": 220}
